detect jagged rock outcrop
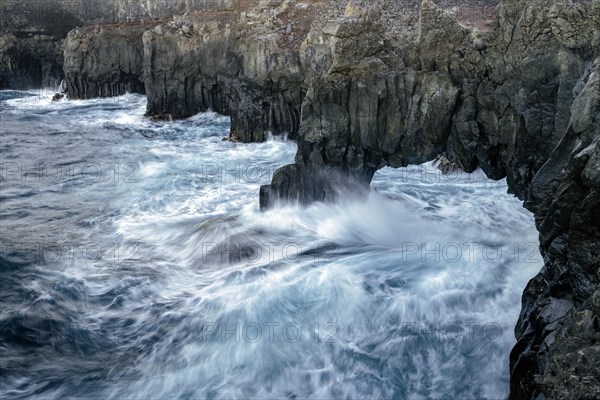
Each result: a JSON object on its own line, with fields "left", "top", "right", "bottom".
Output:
{"left": 0, "top": 0, "right": 232, "bottom": 90}
{"left": 216, "top": 10, "right": 306, "bottom": 142}
{"left": 142, "top": 1, "right": 313, "bottom": 141}
{"left": 262, "top": 2, "right": 469, "bottom": 204}
{"left": 0, "top": 34, "right": 64, "bottom": 89}
{"left": 4, "top": 0, "right": 599, "bottom": 398}
{"left": 514, "top": 56, "right": 600, "bottom": 400}
{"left": 61, "top": 1, "right": 313, "bottom": 140}
{"left": 142, "top": 19, "right": 232, "bottom": 119}
{"left": 0, "top": 1, "right": 82, "bottom": 89}
{"left": 262, "top": 1, "right": 600, "bottom": 399}
{"left": 63, "top": 24, "right": 147, "bottom": 99}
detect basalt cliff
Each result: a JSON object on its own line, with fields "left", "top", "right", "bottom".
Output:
{"left": 0, "top": 0, "right": 232, "bottom": 90}
{"left": 1, "top": 0, "right": 599, "bottom": 399}
{"left": 260, "top": 2, "right": 600, "bottom": 399}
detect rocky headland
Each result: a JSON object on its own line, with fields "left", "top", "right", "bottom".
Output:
{"left": 0, "top": 0, "right": 232, "bottom": 90}
{"left": 1, "top": 0, "right": 599, "bottom": 399}
{"left": 260, "top": 2, "right": 600, "bottom": 399}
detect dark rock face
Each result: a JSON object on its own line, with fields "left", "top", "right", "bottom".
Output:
{"left": 63, "top": 25, "right": 147, "bottom": 99}
{"left": 0, "top": 1, "right": 83, "bottom": 89}
{"left": 141, "top": 2, "right": 311, "bottom": 142}
{"left": 22, "top": 0, "right": 315, "bottom": 139}
{"left": 141, "top": 19, "right": 303, "bottom": 141}
{"left": 0, "top": 0, "right": 231, "bottom": 90}
{"left": 142, "top": 20, "right": 232, "bottom": 120}
{"left": 262, "top": 1, "right": 600, "bottom": 398}
{"left": 0, "top": 34, "right": 64, "bottom": 89}
{"left": 4, "top": 0, "right": 599, "bottom": 398}
{"left": 513, "top": 58, "right": 600, "bottom": 400}
{"left": 215, "top": 8, "right": 307, "bottom": 143}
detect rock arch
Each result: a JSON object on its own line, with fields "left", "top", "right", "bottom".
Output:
{"left": 261, "top": 1, "right": 600, "bottom": 398}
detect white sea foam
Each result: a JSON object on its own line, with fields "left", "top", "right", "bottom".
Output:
{"left": 0, "top": 91, "right": 542, "bottom": 400}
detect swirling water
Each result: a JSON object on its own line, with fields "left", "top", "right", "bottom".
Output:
{"left": 0, "top": 91, "right": 542, "bottom": 399}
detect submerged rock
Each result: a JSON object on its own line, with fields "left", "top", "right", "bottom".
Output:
{"left": 434, "top": 154, "right": 462, "bottom": 174}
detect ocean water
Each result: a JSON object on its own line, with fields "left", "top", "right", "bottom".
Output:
{"left": 0, "top": 91, "right": 542, "bottom": 399}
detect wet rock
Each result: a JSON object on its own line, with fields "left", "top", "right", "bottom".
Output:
{"left": 63, "top": 24, "right": 147, "bottom": 99}
{"left": 142, "top": 1, "right": 310, "bottom": 142}
{"left": 593, "top": 290, "right": 600, "bottom": 315}
{"left": 141, "top": 19, "right": 232, "bottom": 124}
{"left": 434, "top": 154, "right": 462, "bottom": 174}
{"left": 0, "top": 0, "right": 232, "bottom": 91}
{"left": 536, "top": 308, "right": 600, "bottom": 400}
{"left": 7, "top": 2, "right": 600, "bottom": 398}
{"left": 261, "top": 3, "right": 600, "bottom": 399}
{"left": 0, "top": 34, "right": 64, "bottom": 90}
